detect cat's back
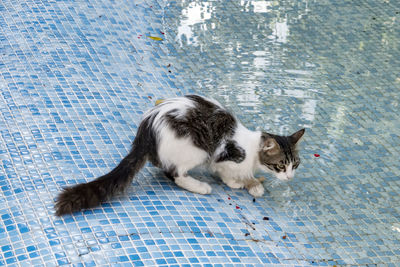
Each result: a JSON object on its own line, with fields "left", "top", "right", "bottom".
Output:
{"left": 144, "top": 95, "right": 227, "bottom": 125}
{"left": 144, "top": 95, "right": 237, "bottom": 154}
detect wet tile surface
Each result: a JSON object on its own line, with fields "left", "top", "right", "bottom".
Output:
{"left": 1, "top": 0, "right": 400, "bottom": 266}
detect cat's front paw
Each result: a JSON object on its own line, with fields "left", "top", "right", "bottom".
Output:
{"left": 225, "top": 179, "right": 245, "bottom": 189}
{"left": 198, "top": 182, "right": 212, "bottom": 194}
{"left": 248, "top": 183, "right": 265, "bottom": 197}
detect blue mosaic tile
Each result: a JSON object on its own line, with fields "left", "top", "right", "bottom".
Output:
{"left": 1, "top": 0, "right": 400, "bottom": 265}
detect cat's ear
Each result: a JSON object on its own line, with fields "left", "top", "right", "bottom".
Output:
{"left": 290, "top": 128, "right": 305, "bottom": 145}
{"left": 262, "top": 138, "right": 280, "bottom": 155}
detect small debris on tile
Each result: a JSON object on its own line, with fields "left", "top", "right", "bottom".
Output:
{"left": 252, "top": 198, "right": 256, "bottom": 202}
{"left": 314, "top": 153, "right": 320, "bottom": 157}
{"left": 167, "top": 64, "right": 171, "bottom": 67}
{"left": 244, "top": 233, "right": 250, "bottom": 236}
{"left": 147, "top": 36, "right": 163, "bottom": 41}
{"left": 235, "top": 205, "right": 240, "bottom": 209}
{"left": 262, "top": 217, "right": 269, "bottom": 220}
{"left": 160, "top": 31, "right": 165, "bottom": 35}
{"left": 282, "top": 235, "right": 287, "bottom": 239}
{"left": 228, "top": 197, "right": 231, "bottom": 200}
{"left": 148, "top": 96, "right": 152, "bottom": 99}
{"left": 155, "top": 99, "right": 164, "bottom": 105}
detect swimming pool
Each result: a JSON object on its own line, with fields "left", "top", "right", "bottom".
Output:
{"left": 1, "top": 0, "right": 399, "bottom": 265}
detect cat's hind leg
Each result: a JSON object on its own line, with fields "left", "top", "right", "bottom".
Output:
{"left": 164, "top": 165, "right": 212, "bottom": 194}
{"left": 174, "top": 174, "right": 212, "bottom": 195}
{"left": 158, "top": 130, "right": 212, "bottom": 194}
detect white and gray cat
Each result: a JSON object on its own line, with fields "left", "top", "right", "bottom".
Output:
{"left": 55, "top": 95, "right": 304, "bottom": 216}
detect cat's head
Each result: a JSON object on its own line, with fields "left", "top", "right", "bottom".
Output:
{"left": 258, "top": 129, "right": 305, "bottom": 181}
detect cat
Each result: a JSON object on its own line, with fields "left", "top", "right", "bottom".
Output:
{"left": 55, "top": 95, "right": 304, "bottom": 216}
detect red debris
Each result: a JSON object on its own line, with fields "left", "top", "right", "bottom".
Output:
{"left": 228, "top": 197, "right": 231, "bottom": 200}
{"left": 282, "top": 235, "right": 287, "bottom": 239}
{"left": 235, "top": 206, "right": 240, "bottom": 209}
{"left": 314, "top": 153, "right": 320, "bottom": 157}
{"left": 160, "top": 31, "right": 165, "bottom": 35}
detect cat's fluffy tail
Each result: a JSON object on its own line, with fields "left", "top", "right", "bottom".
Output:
{"left": 54, "top": 116, "right": 156, "bottom": 216}
{"left": 54, "top": 147, "right": 147, "bottom": 216}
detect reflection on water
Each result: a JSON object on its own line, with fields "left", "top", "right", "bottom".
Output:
{"left": 175, "top": 2, "right": 213, "bottom": 47}
{"left": 271, "top": 18, "right": 289, "bottom": 43}
{"left": 167, "top": 0, "right": 317, "bottom": 131}
{"left": 166, "top": 0, "right": 320, "bottom": 211}
{"left": 165, "top": 1, "right": 400, "bottom": 260}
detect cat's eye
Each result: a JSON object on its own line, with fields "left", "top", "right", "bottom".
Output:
{"left": 293, "top": 161, "right": 300, "bottom": 169}
{"left": 277, "top": 164, "right": 285, "bottom": 170}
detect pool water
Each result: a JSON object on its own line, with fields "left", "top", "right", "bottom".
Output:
{"left": 1, "top": 0, "right": 399, "bottom": 266}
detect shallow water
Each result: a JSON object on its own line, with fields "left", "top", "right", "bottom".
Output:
{"left": 0, "top": 0, "right": 399, "bottom": 265}
{"left": 163, "top": 1, "right": 400, "bottom": 262}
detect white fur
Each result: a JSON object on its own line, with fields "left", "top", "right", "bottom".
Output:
{"left": 286, "top": 162, "right": 295, "bottom": 179}
{"left": 157, "top": 125, "right": 208, "bottom": 175}
{"left": 275, "top": 172, "right": 290, "bottom": 181}
{"left": 211, "top": 124, "right": 261, "bottom": 178}
{"left": 275, "top": 162, "right": 295, "bottom": 181}
{"left": 152, "top": 98, "right": 213, "bottom": 194}
{"left": 210, "top": 124, "right": 262, "bottom": 188}
{"left": 175, "top": 175, "right": 212, "bottom": 194}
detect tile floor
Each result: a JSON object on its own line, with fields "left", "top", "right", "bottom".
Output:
{"left": 1, "top": 0, "right": 400, "bottom": 266}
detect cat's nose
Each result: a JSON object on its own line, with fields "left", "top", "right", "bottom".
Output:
{"left": 286, "top": 169, "right": 295, "bottom": 180}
